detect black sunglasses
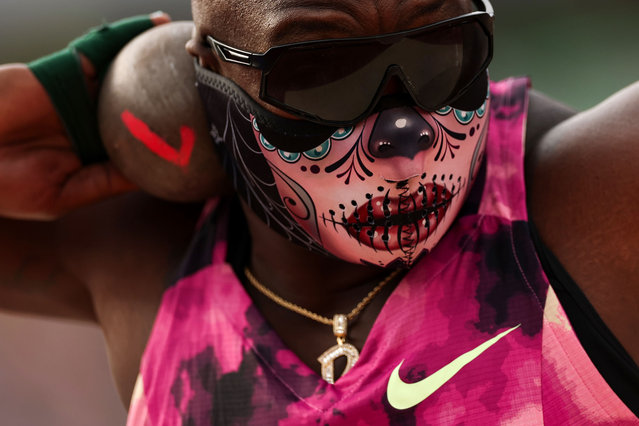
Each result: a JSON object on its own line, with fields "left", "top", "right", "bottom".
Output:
{"left": 207, "top": 0, "right": 494, "bottom": 126}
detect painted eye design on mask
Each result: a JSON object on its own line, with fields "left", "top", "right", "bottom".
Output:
{"left": 303, "top": 139, "right": 331, "bottom": 160}
{"left": 331, "top": 127, "right": 354, "bottom": 140}
{"left": 252, "top": 118, "right": 260, "bottom": 132}
{"left": 260, "top": 134, "right": 277, "bottom": 151}
{"left": 436, "top": 106, "right": 453, "bottom": 116}
{"left": 278, "top": 150, "right": 301, "bottom": 163}
{"left": 476, "top": 100, "right": 487, "bottom": 118}
{"left": 454, "top": 109, "right": 475, "bottom": 124}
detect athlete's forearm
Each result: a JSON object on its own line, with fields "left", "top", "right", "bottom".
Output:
{"left": 0, "top": 217, "right": 96, "bottom": 320}
{"left": 0, "top": 64, "right": 63, "bottom": 144}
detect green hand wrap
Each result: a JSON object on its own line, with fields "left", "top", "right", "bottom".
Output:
{"left": 28, "top": 15, "right": 155, "bottom": 164}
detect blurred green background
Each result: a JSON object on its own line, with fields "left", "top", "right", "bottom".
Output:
{"left": 0, "top": 1, "right": 637, "bottom": 425}
{"left": 2, "top": 0, "right": 638, "bottom": 110}
{"left": 490, "top": 0, "right": 639, "bottom": 109}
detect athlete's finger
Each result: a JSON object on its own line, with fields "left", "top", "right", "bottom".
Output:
{"left": 150, "top": 11, "right": 172, "bottom": 27}
{"left": 57, "top": 163, "right": 138, "bottom": 214}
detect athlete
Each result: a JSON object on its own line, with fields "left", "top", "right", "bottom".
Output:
{"left": 0, "top": 0, "right": 637, "bottom": 424}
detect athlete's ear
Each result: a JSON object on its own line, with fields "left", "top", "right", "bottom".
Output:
{"left": 186, "top": 27, "right": 220, "bottom": 72}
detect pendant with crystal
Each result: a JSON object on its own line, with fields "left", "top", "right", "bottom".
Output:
{"left": 317, "top": 314, "right": 360, "bottom": 384}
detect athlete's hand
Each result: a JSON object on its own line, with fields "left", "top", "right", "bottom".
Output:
{"left": 0, "top": 12, "right": 170, "bottom": 220}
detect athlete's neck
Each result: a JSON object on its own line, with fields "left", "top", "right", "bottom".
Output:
{"left": 241, "top": 201, "right": 404, "bottom": 376}
{"left": 241, "top": 201, "right": 391, "bottom": 316}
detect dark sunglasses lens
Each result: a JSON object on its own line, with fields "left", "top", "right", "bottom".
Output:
{"left": 264, "top": 19, "right": 490, "bottom": 122}
{"left": 385, "top": 28, "right": 464, "bottom": 110}
{"left": 431, "top": 21, "right": 490, "bottom": 110}
{"left": 395, "top": 20, "right": 490, "bottom": 110}
{"left": 264, "top": 43, "right": 386, "bottom": 122}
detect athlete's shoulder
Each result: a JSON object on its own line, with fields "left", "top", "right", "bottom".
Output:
{"left": 525, "top": 83, "right": 639, "bottom": 366}
{"left": 525, "top": 89, "right": 576, "bottom": 157}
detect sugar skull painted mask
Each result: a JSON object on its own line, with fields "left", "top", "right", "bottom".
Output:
{"left": 196, "top": 64, "right": 489, "bottom": 268}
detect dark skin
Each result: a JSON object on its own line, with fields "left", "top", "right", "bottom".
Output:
{"left": 0, "top": 0, "right": 637, "bottom": 408}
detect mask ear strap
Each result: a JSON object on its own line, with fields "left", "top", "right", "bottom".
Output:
{"left": 194, "top": 63, "right": 338, "bottom": 152}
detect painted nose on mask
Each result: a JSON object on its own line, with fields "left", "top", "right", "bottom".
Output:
{"left": 368, "top": 106, "right": 434, "bottom": 159}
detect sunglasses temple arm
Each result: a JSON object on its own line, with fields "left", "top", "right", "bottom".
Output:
{"left": 207, "top": 35, "right": 268, "bottom": 69}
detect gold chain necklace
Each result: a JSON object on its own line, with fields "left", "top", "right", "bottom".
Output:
{"left": 244, "top": 267, "right": 401, "bottom": 384}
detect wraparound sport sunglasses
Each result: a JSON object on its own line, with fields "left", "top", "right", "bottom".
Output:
{"left": 206, "top": 0, "right": 494, "bottom": 126}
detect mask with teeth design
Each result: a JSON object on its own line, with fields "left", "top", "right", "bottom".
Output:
{"left": 196, "top": 64, "right": 490, "bottom": 268}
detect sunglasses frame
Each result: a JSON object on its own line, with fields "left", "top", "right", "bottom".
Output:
{"left": 207, "top": 0, "right": 494, "bottom": 124}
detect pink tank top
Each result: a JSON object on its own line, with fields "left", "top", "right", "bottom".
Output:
{"left": 127, "top": 78, "right": 637, "bottom": 425}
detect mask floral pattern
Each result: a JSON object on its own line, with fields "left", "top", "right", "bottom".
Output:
{"left": 196, "top": 66, "right": 489, "bottom": 267}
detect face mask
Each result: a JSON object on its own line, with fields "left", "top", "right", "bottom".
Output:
{"left": 195, "top": 64, "right": 489, "bottom": 268}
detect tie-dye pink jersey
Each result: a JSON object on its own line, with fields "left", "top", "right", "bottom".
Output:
{"left": 127, "top": 78, "right": 637, "bottom": 425}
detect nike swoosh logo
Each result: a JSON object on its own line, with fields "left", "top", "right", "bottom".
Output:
{"left": 387, "top": 324, "right": 521, "bottom": 410}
